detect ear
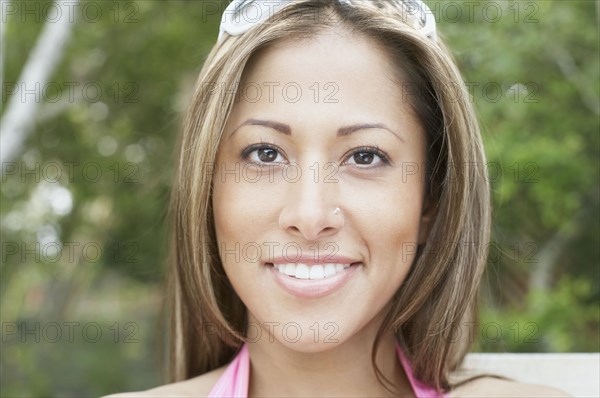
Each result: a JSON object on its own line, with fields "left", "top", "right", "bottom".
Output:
{"left": 417, "top": 194, "right": 437, "bottom": 245}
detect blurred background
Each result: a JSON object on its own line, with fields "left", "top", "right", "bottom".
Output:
{"left": 1, "top": 0, "right": 598, "bottom": 396}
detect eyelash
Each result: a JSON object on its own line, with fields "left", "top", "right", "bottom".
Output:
{"left": 240, "top": 143, "right": 391, "bottom": 168}
{"left": 240, "top": 143, "right": 281, "bottom": 166}
{"left": 347, "top": 145, "right": 391, "bottom": 168}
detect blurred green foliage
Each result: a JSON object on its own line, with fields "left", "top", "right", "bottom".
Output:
{"left": 1, "top": 0, "right": 598, "bottom": 396}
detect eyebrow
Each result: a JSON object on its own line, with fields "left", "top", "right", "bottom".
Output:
{"left": 229, "top": 119, "right": 405, "bottom": 142}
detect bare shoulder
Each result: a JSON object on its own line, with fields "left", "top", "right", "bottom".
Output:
{"left": 449, "top": 377, "right": 572, "bottom": 398}
{"left": 101, "top": 365, "right": 228, "bottom": 398}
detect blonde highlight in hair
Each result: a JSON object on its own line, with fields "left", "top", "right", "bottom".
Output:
{"left": 167, "top": 0, "right": 491, "bottom": 394}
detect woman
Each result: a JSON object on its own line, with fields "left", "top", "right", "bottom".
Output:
{"left": 106, "top": 0, "right": 570, "bottom": 396}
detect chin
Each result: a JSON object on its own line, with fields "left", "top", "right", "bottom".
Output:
{"left": 271, "top": 331, "right": 351, "bottom": 354}
{"left": 247, "top": 307, "right": 372, "bottom": 354}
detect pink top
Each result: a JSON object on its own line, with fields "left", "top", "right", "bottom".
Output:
{"left": 208, "top": 342, "right": 449, "bottom": 397}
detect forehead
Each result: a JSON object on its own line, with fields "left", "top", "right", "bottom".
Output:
{"left": 240, "top": 29, "right": 403, "bottom": 98}
{"left": 225, "top": 30, "right": 423, "bottom": 142}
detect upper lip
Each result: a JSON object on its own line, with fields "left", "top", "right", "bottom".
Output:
{"left": 266, "top": 255, "right": 362, "bottom": 266}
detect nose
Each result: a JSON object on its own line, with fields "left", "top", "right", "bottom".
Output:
{"left": 278, "top": 163, "right": 345, "bottom": 242}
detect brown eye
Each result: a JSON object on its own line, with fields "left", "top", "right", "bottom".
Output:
{"left": 343, "top": 146, "right": 390, "bottom": 169}
{"left": 258, "top": 148, "right": 278, "bottom": 162}
{"left": 242, "top": 144, "right": 285, "bottom": 164}
{"left": 353, "top": 152, "right": 375, "bottom": 165}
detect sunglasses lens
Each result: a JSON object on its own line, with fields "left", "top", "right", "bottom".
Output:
{"left": 234, "top": 0, "right": 256, "bottom": 15}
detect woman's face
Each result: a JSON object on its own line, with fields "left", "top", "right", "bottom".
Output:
{"left": 212, "top": 30, "right": 433, "bottom": 352}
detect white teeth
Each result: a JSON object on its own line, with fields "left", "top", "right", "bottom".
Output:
{"left": 284, "top": 264, "right": 295, "bottom": 276}
{"left": 274, "top": 263, "right": 356, "bottom": 279}
{"left": 295, "top": 264, "right": 310, "bottom": 279}
{"left": 324, "top": 264, "right": 336, "bottom": 277}
{"left": 309, "top": 265, "right": 325, "bottom": 279}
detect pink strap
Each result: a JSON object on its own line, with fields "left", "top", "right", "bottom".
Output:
{"left": 207, "top": 344, "right": 249, "bottom": 398}
{"left": 395, "top": 341, "right": 449, "bottom": 398}
{"left": 208, "top": 342, "right": 448, "bottom": 397}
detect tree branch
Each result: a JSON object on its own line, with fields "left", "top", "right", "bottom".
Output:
{"left": 0, "top": 0, "right": 79, "bottom": 169}
{"left": 548, "top": 43, "right": 600, "bottom": 117}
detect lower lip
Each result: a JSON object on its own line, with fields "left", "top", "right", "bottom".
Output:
{"left": 268, "top": 263, "right": 362, "bottom": 299}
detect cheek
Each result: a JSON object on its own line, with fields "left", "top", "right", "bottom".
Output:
{"left": 213, "top": 182, "right": 240, "bottom": 235}
{"left": 343, "top": 168, "right": 424, "bottom": 231}
{"left": 212, "top": 172, "right": 278, "bottom": 294}
{"left": 213, "top": 171, "right": 270, "bottom": 241}
{"left": 357, "top": 214, "right": 421, "bottom": 314}
{"left": 212, "top": 182, "right": 261, "bottom": 305}
{"left": 370, "top": 217, "right": 420, "bottom": 279}
{"left": 344, "top": 177, "right": 424, "bottom": 282}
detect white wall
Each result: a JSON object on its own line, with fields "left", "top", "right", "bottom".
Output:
{"left": 459, "top": 353, "right": 600, "bottom": 397}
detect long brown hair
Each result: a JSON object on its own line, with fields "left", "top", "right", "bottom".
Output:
{"left": 167, "top": 0, "right": 491, "bottom": 394}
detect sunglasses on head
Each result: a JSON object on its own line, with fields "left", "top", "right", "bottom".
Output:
{"left": 218, "top": 0, "right": 437, "bottom": 42}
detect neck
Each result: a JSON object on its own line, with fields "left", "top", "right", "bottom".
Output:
{"left": 246, "top": 313, "right": 415, "bottom": 397}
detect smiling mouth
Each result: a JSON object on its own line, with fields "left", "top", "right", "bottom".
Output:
{"left": 266, "top": 262, "right": 362, "bottom": 280}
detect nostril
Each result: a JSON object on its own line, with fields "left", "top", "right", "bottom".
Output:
{"left": 279, "top": 204, "right": 345, "bottom": 242}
